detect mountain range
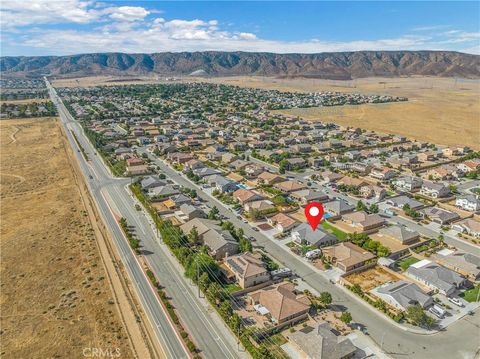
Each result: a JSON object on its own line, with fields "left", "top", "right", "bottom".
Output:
{"left": 1, "top": 51, "right": 479, "bottom": 79}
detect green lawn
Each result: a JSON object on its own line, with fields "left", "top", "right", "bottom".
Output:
{"left": 398, "top": 256, "right": 420, "bottom": 271}
{"left": 223, "top": 283, "right": 242, "bottom": 294}
{"left": 460, "top": 285, "right": 480, "bottom": 302}
{"left": 321, "top": 221, "right": 348, "bottom": 241}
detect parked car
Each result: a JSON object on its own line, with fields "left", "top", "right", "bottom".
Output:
{"left": 248, "top": 236, "right": 256, "bottom": 242}
{"left": 429, "top": 305, "right": 446, "bottom": 319}
{"left": 252, "top": 227, "right": 259, "bottom": 232}
{"left": 448, "top": 297, "right": 464, "bottom": 307}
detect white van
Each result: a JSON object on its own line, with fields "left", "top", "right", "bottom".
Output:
{"left": 429, "top": 304, "right": 446, "bottom": 319}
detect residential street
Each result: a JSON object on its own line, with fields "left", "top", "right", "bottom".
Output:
{"left": 141, "top": 148, "right": 480, "bottom": 359}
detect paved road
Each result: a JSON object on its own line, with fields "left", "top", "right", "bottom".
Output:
{"left": 46, "top": 80, "right": 244, "bottom": 359}
{"left": 142, "top": 149, "right": 480, "bottom": 359}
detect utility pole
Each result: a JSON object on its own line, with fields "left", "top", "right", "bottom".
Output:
{"left": 197, "top": 262, "right": 201, "bottom": 298}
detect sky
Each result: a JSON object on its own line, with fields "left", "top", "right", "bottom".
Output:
{"left": 1, "top": 1, "right": 479, "bottom": 56}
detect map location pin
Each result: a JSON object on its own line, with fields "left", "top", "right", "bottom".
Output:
{"left": 304, "top": 202, "right": 324, "bottom": 231}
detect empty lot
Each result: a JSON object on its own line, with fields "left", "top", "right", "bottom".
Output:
{"left": 0, "top": 118, "right": 134, "bottom": 358}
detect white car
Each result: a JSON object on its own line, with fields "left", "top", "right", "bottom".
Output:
{"left": 448, "top": 297, "right": 464, "bottom": 307}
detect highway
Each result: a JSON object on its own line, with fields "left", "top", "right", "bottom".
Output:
{"left": 46, "top": 80, "right": 244, "bottom": 359}
{"left": 140, "top": 148, "right": 480, "bottom": 359}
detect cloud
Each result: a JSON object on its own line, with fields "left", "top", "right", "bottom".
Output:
{"left": 1, "top": 0, "right": 478, "bottom": 56}
{"left": 0, "top": 0, "right": 151, "bottom": 29}
{"left": 107, "top": 6, "right": 150, "bottom": 22}
{"left": 0, "top": 0, "right": 101, "bottom": 27}
{"left": 412, "top": 25, "right": 450, "bottom": 32}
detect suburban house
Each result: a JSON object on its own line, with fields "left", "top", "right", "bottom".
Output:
{"left": 452, "top": 218, "right": 480, "bottom": 237}
{"left": 192, "top": 166, "right": 221, "bottom": 179}
{"left": 273, "top": 180, "right": 307, "bottom": 194}
{"left": 180, "top": 218, "right": 239, "bottom": 259}
{"left": 290, "top": 189, "right": 329, "bottom": 205}
{"left": 233, "top": 188, "right": 263, "bottom": 204}
{"left": 223, "top": 252, "right": 271, "bottom": 288}
{"left": 256, "top": 171, "right": 285, "bottom": 185}
{"left": 320, "top": 171, "right": 343, "bottom": 183}
{"left": 148, "top": 184, "right": 180, "bottom": 198}
{"left": 455, "top": 195, "right": 480, "bottom": 212}
{"left": 393, "top": 176, "right": 423, "bottom": 192}
{"left": 406, "top": 259, "right": 466, "bottom": 296}
{"left": 457, "top": 159, "right": 480, "bottom": 173}
{"left": 245, "top": 164, "right": 264, "bottom": 177}
{"left": 370, "top": 167, "right": 397, "bottom": 181}
{"left": 205, "top": 174, "right": 238, "bottom": 193}
{"left": 341, "top": 211, "right": 385, "bottom": 233}
{"left": 285, "top": 321, "right": 357, "bottom": 359}
{"left": 360, "top": 185, "right": 387, "bottom": 201}
{"left": 267, "top": 213, "right": 298, "bottom": 233}
{"left": 435, "top": 249, "right": 480, "bottom": 282}
{"left": 322, "top": 242, "right": 376, "bottom": 272}
{"left": 323, "top": 199, "right": 355, "bottom": 217}
{"left": 202, "top": 229, "right": 239, "bottom": 260}
{"left": 179, "top": 204, "right": 205, "bottom": 220}
{"left": 248, "top": 282, "right": 310, "bottom": 325}
{"left": 140, "top": 176, "right": 165, "bottom": 190}
{"left": 420, "top": 207, "right": 460, "bottom": 225}
{"left": 372, "top": 280, "right": 433, "bottom": 311}
{"left": 385, "top": 195, "right": 423, "bottom": 210}
{"left": 244, "top": 199, "right": 276, "bottom": 214}
{"left": 337, "top": 176, "right": 368, "bottom": 189}
{"left": 291, "top": 223, "right": 337, "bottom": 248}
{"left": 378, "top": 225, "right": 420, "bottom": 245}
{"left": 420, "top": 181, "right": 450, "bottom": 198}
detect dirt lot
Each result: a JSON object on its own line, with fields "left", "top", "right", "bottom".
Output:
{"left": 344, "top": 266, "right": 401, "bottom": 292}
{"left": 195, "top": 76, "right": 480, "bottom": 149}
{"left": 0, "top": 118, "right": 134, "bottom": 358}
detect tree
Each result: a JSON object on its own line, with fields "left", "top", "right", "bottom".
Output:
{"left": 206, "top": 282, "right": 223, "bottom": 304}
{"left": 187, "top": 226, "right": 199, "bottom": 245}
{"left": 239, "top": 237, "right": 253, "bottom": 253}
{"left": 230, "top": 313, "right": 242, "bottom": 332}
{"left": 405, "top": 304, "right": 435, "bottom": 328}
{"left": 219, "top": 300, "right": 233, "bottom": 319}
{"left": 235, "top": 227, "right": 244, "bottom": 240}
{"left": 197, "top": 271, "right": 210, "bottom": 292}
{"left": 369, "top": 203, "right": 379, "bottom": 214}
{"left": 319, "top": 292, "right": 332, "bottom": 306}
{"left": 340, "top": 311, "right": 352, "bottom": 324}
{"left": 356, "top": 200, "right": 367, "bottom": 211}
{"left": 279, "top": 159, "right": 289, "bottom": 174}
{"left": 187, "top": 253, "right": 220, "bottom": 283}
{"left": 350, "top": 284, "right": 363, "bottom": 295}
{"left": 208, "top": 206, "right": 219, "bottom": 220}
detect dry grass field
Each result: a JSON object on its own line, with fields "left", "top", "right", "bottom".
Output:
{"left": 0, "top": 98, "right": 50, "bottom": 105}
{"left": 0, "top": 118, "right": 134, "bottom": 358}
{"left": 52, "top": 76, "right": 164, "bottom": 88}
{"left": 195, "top": 76, "right": 480, "bottom": 149}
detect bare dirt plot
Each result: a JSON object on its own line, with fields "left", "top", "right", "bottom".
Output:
{"left": 344, "top": 266, "right": 401, "bottom": 292}
{"left": 0, "top": 118, "right": 135, "bottom": 359}
{"left": 194, "top": 76, "right": 480, "bottom": 150}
